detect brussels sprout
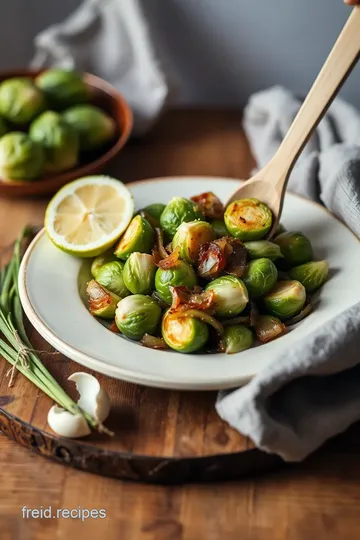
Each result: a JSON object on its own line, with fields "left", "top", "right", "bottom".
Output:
{"left": 224, "top": 198, "right": 273, "bottom": 241}
{"left": 244, "top": 240, "right": 283, "bottom": 262}
{"left": 140, "top": 203, "right": 166, "bottom": 222}
{"left": 91, "top": 250, "right": 118, "bottom": 278}
{"left": 155, "top": 260, "right": 198, "bottom": 304}
{"left": 63, "top": 105, "right": 116, "bottom": 151}
{"left": 0, "top": 132, "right": 44, "bottom": 181}
{"left": 95, "top": 261, "right": 130, "bottom": 297}
{"left": 274, "top": 232, "right": 313, "bottom": 267}
{"left": 289, "top": 260, "right": 329, "bottom": 292}
{"left": 123, "top": 252, "right": 156, "bottom": 294}
{"left": 160, "top": 197, "right": 204, "bottom": 237}
{"left": 115, "top": 294, "right": 161, "bottom": 340}
{"left": 161, "top": 310, "right": 209, "bottom": 353}
{"left": 172, "top": 220, "right": 215, "bottom": 264}
{"left": 0, "top": 77, "right": 45, "bottom": 124}
{"left": 263, "top": 280, "right": 306, "bottom": 320}
{"left": 86, "top": 279, "right": 121, "bottom": 318}
{"left": 114, "top": 215, "right": 154, "bottom": 260}
{"left": 29, "top": 111, "right": 78, "bottom": 173}
{"left": 210, "top": 219, "right": 228, "bottom": 238}
{"left": 205, "top": 275, "right": 249, "bottom": 318}
{"left": 274, "top": 223, "right": 287, "bottom": 237}
{"left": 0, "top": 117, "right": 7, "bottom": 137}
{"left": 243, "top": 258, "right": 278, "bottom": 299}
{"left": 220, "top": 325, "right": 254, "bottom": 354}
{"left": 35, "top": 69, "right": 89, "bottom": 109}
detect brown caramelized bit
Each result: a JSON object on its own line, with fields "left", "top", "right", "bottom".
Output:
{"left": 254, "top": 315, "right": 287, "bottom": 343}
{"left": 140, "top": 334, "right": 168, "bottom": 350}
{"left": 197, "top": 236, "right": 247, "bottom": 280}
{"left": 169, "top": 286, "right": 215, "bottom": 312}
{"left": 109, "top": 320, "right": 120, "bottom": 333}
{"left": 190, "top": 191, "right": 224, "bottom": 219}
{"left": 157, "top": 247, "right": 180, "bottom": 269}
{"left": 86, "top": 280, "right": 112, "bottom": 315}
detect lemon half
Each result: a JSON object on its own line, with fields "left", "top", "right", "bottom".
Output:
{"left": 45, "top": 176, "right": 134, "bottom": 257}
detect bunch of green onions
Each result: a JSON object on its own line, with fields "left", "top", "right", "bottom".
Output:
{"left": 0, "top": 227, "right": 100, "bottom": 432}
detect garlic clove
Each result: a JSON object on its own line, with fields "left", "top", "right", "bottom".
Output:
{"left": 68, "top": 372, "right": 111, "bottom": 424}
{"left": 47, "top": 405, "right": 91, "bottom": 438}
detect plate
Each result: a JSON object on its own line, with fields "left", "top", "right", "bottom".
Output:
{"left": 18, "top": 176, "right": 360, "bottom": 390}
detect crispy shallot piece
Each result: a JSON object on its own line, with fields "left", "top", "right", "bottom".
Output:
{"left": 191, "top": 192, "right": 224, "bottom": 219}
{"left": 169, "top": 286, "right": 215, "bottom": 312}
{"left": 140, "top": 334, "right": 169, "bottom": 350}
{"left": 197, "top": 236, "right": 247, "bottom": 280}
{"left": 156, "top": 247, "right": 180, "bottom": 270}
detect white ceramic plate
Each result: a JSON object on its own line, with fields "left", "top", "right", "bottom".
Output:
{"left": 19, "top": 177, "right": 360, "bottom": 390}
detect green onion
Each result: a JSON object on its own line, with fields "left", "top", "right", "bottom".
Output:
{"left": 0, "top": 227, "right": 103, "bottom": 433}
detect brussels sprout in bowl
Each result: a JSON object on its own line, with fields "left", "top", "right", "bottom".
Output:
{"left": 0, "top": 69, "right": 132, "bottom": 198}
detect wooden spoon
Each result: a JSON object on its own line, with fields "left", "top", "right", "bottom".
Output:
{"left": 227, "top": 6, "right": 360, "bottom": 237}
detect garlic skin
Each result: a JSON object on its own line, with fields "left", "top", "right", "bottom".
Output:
{"left": 47, "top": 372, "right": 111, "bottom": 438}
{"left": 47, "top": 406, "right": 91, "bottom": 438}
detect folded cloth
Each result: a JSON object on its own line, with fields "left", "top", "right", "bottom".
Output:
{"left": 30, "top": 0, "right": 169, "bottom": 135}
{"left": 216, "top": 86, "right": 360, "bottom": 462}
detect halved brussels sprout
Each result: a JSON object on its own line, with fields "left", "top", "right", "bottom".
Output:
{"left": 244, "top": 240, "right": 283, "bottom": 262}
{"left": 91, "top": 250, "right": 118, "bottom": 278}
{"left": 35, "top": 69, "right": 90, "bottom": 109}
{"left": 95, "top": 261, "right": 130, "bottom": 298}
{"left": 274, "top": 232, "right": 313, "bottom": 267}
{"left": 161, "top": 310, "right": 209, "bottom": 353}
{"left": 155, "top": 260, "right": 198, "bottom": 304}
{"left": 263, "top": 280, "right": 306, "bottom": 320}
{"left": 0, "top": 117, "right": 7, "bottom": 137}
{"left": 114, "top": 215, "right": 154, "bottom": 260}
{"left": 220, "top": 325, "right": 254, "bottom": 354}
{"left": 172, "top": 220, "right": 215, "bottom": 264}
{"left": 140, "top": 203, "right": 166, "bottom": 222}
{"left": 86, "top": 279, "right": 121, "bottom": 318}
{"left": 205, "top": 275, "right": 249, "bottom": 318}
{"left": 160, "top": 197, "right": 204, "bottom": 237}
{"left": 289, "top": 260, "right": 329, "bottom": 292}
{"left": 243, "top": 258, "right": 278, "bottom": 299}
{"left": 123, "top": 252, "right": 156, "bottom": 294}
{"left": 0, "top": 132, "right": 44, "bottom": 181}
{"left": 224, "top": 198, "right": 273, "bottom": 241}
{"left": 63, "top": 105, "right": 116, "bottom": 151}
{"left": 115, "top": 294, "right": 161, "bottom": 340}
{"left": 29, "top": 111, "right": 78, "bottom": 173}
{"left": 0, "top": 77, "right": 45, "bottom": 124}
{"left": 210, "top": 219, "right": 228, "bottom": 239}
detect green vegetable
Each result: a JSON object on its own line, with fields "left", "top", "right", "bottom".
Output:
{"left": 86, "top": 279, "right": 121, "bottom": 318}
{"left": 220, "top": 325, "right": 254, "bottom": 354}
{"left": 210, "top": 219, "right": 228, "bottom": 238}
{"left": 172, "top": 220, "right": 215, "bottom": 264}
{"left": 114, "top": 215, "right": 154, "bottom": 260}
{"left": 95, "top": 261, "right": 130, "bottom": 297}
{"left": 63, "top": 104, "right": 116, "bottom": 151}
{"left": 161, "top": 310, "right": 209, "bottom": 353}
{"left": 274, "top": 223, "right": 287, "bottom": 237}
{"left": 29, "top": 111, "right": 78, "bottom": 173}
{"left": 123, "top": 252, "right": 156, "bottom": 294}
{"left": 244, "top": 240, "right": 283, "bottom": 262}
{"left": 155, "top": 260, "right": 198, "bottom": 304}
{"left": 35, "top": 69, "right": 89, "bottom": 109}
{"left": 274, "top": 232, "right": 313, "bottom": 267}
{"left": 140, "top": 203, "right": 166, "bottom": 222}
{"left": 289, "top": 260, "right": 329, "bottom": 292}
{"left": 115, "top": 294, "right": 161, "bottom": 340}
{"left": 91, "top": 250, "right": 118, "bottom": 278}
{"left": 160, "top": 197, "right": 204, "bottom": 237}
{"left": 0, "top": 132, "right": 44, "bottom": 181}
{"left": 243, "top": 258, "right": 278, "bottom": 299}
{"left": 206, "top": 275, "right": 249, "bottom": 318}
{"left": 0, "top": 77, "right": 45, "bottom": 124}
{"left": 263, "top": 280, "right": 306, "bottom": 320}
{"left": 224, "top": 198, "right": 273, "bottom": 241}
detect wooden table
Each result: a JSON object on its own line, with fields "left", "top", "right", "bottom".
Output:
{"left": 1, "top": 110, "right": 360, "bottom": 540}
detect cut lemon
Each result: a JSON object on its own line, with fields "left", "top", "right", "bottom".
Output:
{"left": 44, "top": 176, "right": 134, "bottom": 257}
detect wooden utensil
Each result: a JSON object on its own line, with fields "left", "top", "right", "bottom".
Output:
{"left": 227, "top": 6, "right": 360, "bottom": 236}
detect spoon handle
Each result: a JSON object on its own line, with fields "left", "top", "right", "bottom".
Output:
{"left": 271, "top": 6, "right": 360, "bottom": 183}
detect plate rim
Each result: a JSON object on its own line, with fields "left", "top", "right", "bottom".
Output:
{"left": 18, "top": 175, "right": 359, "bottom": 391}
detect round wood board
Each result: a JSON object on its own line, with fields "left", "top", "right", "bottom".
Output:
{"left": 0, "top": 319, "right": 282, "bottom": 484}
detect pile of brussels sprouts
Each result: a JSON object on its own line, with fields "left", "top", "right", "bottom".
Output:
{"left": 86, "top": 192, "right": 329, "bottom": 355}
{"left": 0, "top": 69, "right": 116, "bottom": 182}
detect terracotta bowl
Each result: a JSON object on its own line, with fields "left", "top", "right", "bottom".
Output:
{"left": 0, "top": 69, "right": 133, "bottom": 198}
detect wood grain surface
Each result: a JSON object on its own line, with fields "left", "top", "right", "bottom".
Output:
{"left": 1, "top": 110, "right": 360, "bottom": 539}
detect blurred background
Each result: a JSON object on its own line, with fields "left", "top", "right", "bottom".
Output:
{"left": 0, "top": 0, "right": 358, "bottom": 108}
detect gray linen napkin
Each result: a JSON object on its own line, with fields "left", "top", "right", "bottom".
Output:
{"left": 30, "top": 0, "right": 169, "bottom": 135}
{"left": 216, "top": 86, "right": 360, "bottom": 461}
